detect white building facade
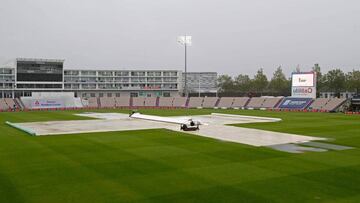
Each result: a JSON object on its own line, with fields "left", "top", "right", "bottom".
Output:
{"left": 63, "top": 69, "right": 181, "bottom": 98}
{"left": 0, "top": 58, "right": 217, "bottom": 98}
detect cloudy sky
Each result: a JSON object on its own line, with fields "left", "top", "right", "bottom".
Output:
{"left": 0, "top": 0, "right": 359, "bottom": 77}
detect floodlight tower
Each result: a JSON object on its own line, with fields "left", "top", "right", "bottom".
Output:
{"left": 177, "top": 35, "right": 192, "bottom": 97}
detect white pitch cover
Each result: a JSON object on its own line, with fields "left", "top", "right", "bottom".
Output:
{"left": 130, "top": 113, "right": 190, "bottom": 125}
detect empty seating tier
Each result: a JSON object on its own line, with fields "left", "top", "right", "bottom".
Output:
{"left": 158, "top": 97, "right": 174, "bottom": 107}
{"left": 4, "top": 98, "right": 17, "bottom": 109}
{"left": 246, "top": 97, "right": 266, "bottom": 108}
{"left": 144, "top": 97, "right": 157, "bottom": 107}
{"left": 1, "top": 96, "right": 348, "bottom": 113}
{"left": 188, "top": 97, "right": 204, "bottom": 108}
{"left": 202, "top": 97, "right": 218, "bottom": 108}
{"left": 15, "top": 98, "right": 25, "bottom": 109}
{"left": 232, "top": 97, "right": 249, "bottom": 108}
{"left": 261, "top": 97, "right": 283, "bottom": 108}
{"left": 217, "top": 97, "right": 234, "bottom": 108}
{"left": 87, "top": 98, "right": 99, "bottom": 108}
{"left": 132, "top": 97, "right": 145, "bottom": 107}
{"left": 100, "top": 97, "right": 116, "bottom": 108}
{"left": 323, "top": 98, "right": 347, "bottom": 111}
{"left": 0, "top": 99, "right": 10, "bottom": 111}
{"left": 115, "top": 97, "right": 130, "bottom": 107}
{"left": 309, "top": 98, "right": 330, "bottom": 110}
{"left": 172, "top": 97, "right": 187, "bottom": 108}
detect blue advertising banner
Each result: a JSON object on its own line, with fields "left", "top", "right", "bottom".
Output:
{"left": 278, "top": 98, "right": 313, "bottom": 109}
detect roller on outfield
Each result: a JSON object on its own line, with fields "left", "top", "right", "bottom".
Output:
{"left": 129, "top": 112, "right": 205, "bottom": 131}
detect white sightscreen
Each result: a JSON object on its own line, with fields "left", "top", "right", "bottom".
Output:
{"left": 20, "top": 92, "right": 83, "bottom": 109}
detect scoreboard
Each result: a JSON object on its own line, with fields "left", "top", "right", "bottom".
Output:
{"left": 16, "top": 60, "right": 63, "bottom": 82}
{"left": 291, "top": 72, "right": 316, "bottom": 98}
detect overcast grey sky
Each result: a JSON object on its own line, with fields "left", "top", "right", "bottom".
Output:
{"left": 0, "top": 0, "right": 359, "bottom": 77}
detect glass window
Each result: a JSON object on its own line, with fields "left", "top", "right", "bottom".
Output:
{"left": 131, "top": 71, "right": 145, "bottom": 76}
{"left": 130, "top": 92, "right": 138, "bottom": 97}
{"left": 163, "top": 71, "right": 177, "bottom": 77}
{"left": 147, "top": 71, "right": 161, "bottom": 76}
{"left": 115, "top": 71, "right": 129, "bottom": 76}
{"left": 1, "top": 68, "right": 13, "bottom": 74}
{"left": 81, "top": 71, "right": 96, "bottom": 76}
{"left": 131, "top": 78, "right": 139, "bottom": 82}
{"left": 98, "top": 71, "right": 113, "bottom": 76}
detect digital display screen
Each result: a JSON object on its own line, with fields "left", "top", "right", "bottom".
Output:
{"left": 16, "top": 61, "right": 63, "bottom": 82}
{"left": 292, "top": 73, "right": 315, "bottom": 87}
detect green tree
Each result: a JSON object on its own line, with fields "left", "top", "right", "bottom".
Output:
{"left": 269, "top": 66, "right": 288, "bottom": 95}
{"left": 217, "top": 75, "right": 235, "bottom": 93}
{"left": 312, "top": 63, "right": 325, "bottom": 92}
{"left": 234, "top": 74, "right": 252, "bottom": 92}
{"left": 323, "top": 69, "right": 346, "bottom": 97}
{"left": 346, "top": 70, "right": 360, "bottom": 94}
{"left": 285, "top": 77, "right": 292, "bottom": 96}
{"left": 252, "top": 68, "right": 268, "bottom": 95}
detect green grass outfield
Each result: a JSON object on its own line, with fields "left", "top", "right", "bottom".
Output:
{"left": 0, "top": 109, "right": 359, "bottom": 202}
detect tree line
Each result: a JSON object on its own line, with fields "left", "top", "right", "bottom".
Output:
{"left": 217, "top": 64, "right": 360, "bottom": 97}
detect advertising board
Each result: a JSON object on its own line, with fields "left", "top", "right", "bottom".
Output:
{"left": 278, "top": 97, "right": 313, "bottom": 109}
{"left": 31, "top": 99, "right": 65, "bottom": 109}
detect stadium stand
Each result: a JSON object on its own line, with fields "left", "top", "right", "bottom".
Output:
{"left": 232, "top": 97, "right": 249, "bottom": 108}
{"left": 73, "top": 98, "right": 83, "bottom": 108}
{"left": 4, "top": 98, "right": 17, "bottom": 109}
{"left": 217, "top": 97, "right": 234, "bottom": 108}
{"left": 246, "top": 97, "right": 266, "bottom": 109}
{"left": 322, "top": 98, "right": 347, "bottom": 112}
{"left": 87, "top": 97, "right": 99, "bottom": 108}
{"left": 350, "top": 96, "right": 360, "bottom": 112}
{"left": 115, "top": 97, "right": 130, "bottom": 107}
{"left": 0, "top": 96, "right": 349, "bottom": 113}
{"left": 81, "top": 98, "right": 89, "bottom": 107}
{"left": 15, "top": 98, "right": 25, "bottom": 110}
{"left": 100, "top": 97, "right": 116, "bottom": 108}
{"left": 202, "top": 97, "right": 218, "bottom": 108}
{"left": 158, "top": 97, "right": 174, "bottom": 107}
{"left": 132, "top": 97, "right": 145, "bottom": 107}
{"left": 188, "top": 97, "right": 204, "bottom": 108}
{"left": 308, "top": 98, "right": 330, "bottom": 110}
{"left": 172, "top": 97, "right": 187, "bottom": 108}
{"left": 144, "top": 97, "right": 157, "bottom": 107}
{"left": 261, "top": 97, "right": 283, "bottom": 109}
{"left": 0, "top": 99, "right": 9, "bottom": 111}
